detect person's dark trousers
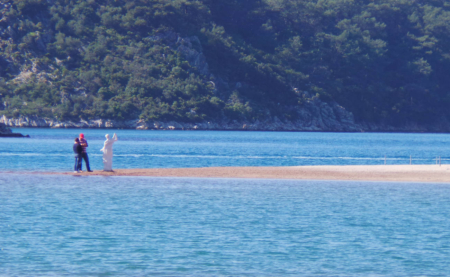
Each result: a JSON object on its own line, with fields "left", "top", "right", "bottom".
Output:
{"left": 74, "top": 155, "right": 82, "bottom": 171}
{"left": 81, "top": 153, "right": 91, "bottom": 171}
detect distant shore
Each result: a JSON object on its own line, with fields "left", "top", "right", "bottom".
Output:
{"left": 5, "top": 115, "right": 450, "bottom": 133}
{"left": 32, "top": 165, "right": 450, "bottom": 183}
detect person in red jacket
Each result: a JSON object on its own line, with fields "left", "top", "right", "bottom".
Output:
{"left": 79, "top": 133, "right": 93, "bottom": 172}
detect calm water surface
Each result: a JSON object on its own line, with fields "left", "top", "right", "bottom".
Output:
{"left": 1, "top": 128, "right": 450, "bottom": 171}
{"left": 2, "top": 129, "right": 450, "bottom": 275}
{"left": 1, "top": 174, "right": 450, "bottom": 276}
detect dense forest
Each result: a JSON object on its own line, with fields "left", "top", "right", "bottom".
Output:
{"left": 1, "top": 0, "right": 450, "bottom": 127}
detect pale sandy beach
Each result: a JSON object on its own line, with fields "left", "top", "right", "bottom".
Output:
{"left": 42, "top": 165, "right": 450, "bottom": 183}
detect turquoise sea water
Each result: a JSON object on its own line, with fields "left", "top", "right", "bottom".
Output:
{"left": 2, "top": 175, "right": 450, "bottom": 276}
{"left": 2, "top": 128, "right": 450, "bottom": 171}
{"left": 2, "top": 129, "right": 450, "bottom": 275}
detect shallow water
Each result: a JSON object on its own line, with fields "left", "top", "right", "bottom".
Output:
{"left": 2, "top": 130, "right": 450, "bottom": 275}
{"left": 2, "top": 128, "right": 450, "bottom": 171}
{"left": 1, "top": 174, "right": 450, "bottom": 276}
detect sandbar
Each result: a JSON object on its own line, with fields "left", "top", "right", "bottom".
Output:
{"left": 49, "top": 165, "right": 450, "bottom": 183}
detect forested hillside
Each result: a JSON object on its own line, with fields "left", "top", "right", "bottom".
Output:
{"left": 1, "top": 0, "right": 450, "bottom": 129}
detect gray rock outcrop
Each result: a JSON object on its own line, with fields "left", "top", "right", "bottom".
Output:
{"left": 0, "top": 122, "right": 12, "bottom": 134}
{"left": 0, "top": 122, "right": 29, "bottom": 137}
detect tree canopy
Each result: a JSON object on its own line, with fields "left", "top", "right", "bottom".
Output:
{"left": 1, "top": 0, "right": 450, "bottom": 126}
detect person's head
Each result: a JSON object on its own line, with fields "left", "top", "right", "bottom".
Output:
{"left": 79, "top": 133, "right": 84, "bottom": 139}
{"left": 74, "top": 138, "right": 80, "bottom": 143}
{"left": 105, "top": 134, "right": 110, "bottom": 139}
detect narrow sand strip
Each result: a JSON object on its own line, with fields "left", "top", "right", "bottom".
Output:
{"left": 52, "top": 165, "right": 450, "bottom": 183}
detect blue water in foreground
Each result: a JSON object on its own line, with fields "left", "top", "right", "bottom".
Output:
{"left": 2, "top": 129, "right": 450, "bottom": 275}
{"left": 1, "top": 174, "right": 450, "bottom": 276}
{"left": 1, "top": 128, "right": 450, "bottom": 171}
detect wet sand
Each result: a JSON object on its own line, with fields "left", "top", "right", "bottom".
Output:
{"left": 50, "top": 165, "right": 450, "bottom": 183}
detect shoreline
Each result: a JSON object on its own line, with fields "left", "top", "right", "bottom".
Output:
{"left": 8, "top": 165, "right": 450, "bottom": 183}
{"left": 8, "top": 126, "right": 450, "bottom": 134}
{"left": 4, "top": 116, "right": 449, "bottom": 133}
{"left": 6, "top": 125, "right": 450, "bottom": 134}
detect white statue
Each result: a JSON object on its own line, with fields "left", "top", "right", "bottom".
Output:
{"left": 100, "top": 133, "right": 118, "bottom": 171}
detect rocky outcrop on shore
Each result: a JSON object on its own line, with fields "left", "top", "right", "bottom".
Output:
{"left": 1, "top": 95, "right": 447, "bottom": 133}
{"left": 1, "top": 98, "right": 364, "bottom": 131}
{"left": 0, "top": 122, "right": 29, "bottom": 137}
{"left": 2, "top": 110, "right": 448, "bottom": 133}
{"left": 0, "top": 113, "right": 445, "bottom": 132}
{"left": 0, "top": 122, "right": 12, "bottom": 134}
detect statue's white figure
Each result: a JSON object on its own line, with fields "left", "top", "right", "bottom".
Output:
{"left": 100, "top": 133, "right": 118, "bottom": 171}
